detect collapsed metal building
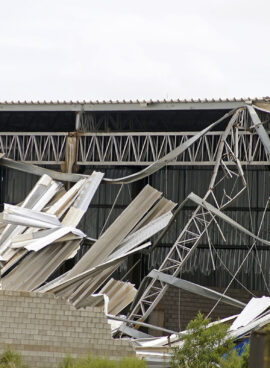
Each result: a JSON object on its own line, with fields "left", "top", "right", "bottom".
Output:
{"left": 1, "top": 98, "right": 270, "bottom": 333}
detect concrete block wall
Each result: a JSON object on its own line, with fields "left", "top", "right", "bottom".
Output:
{"left": 159, "top": 286, "right": 265, "bottom": 332}
{"left": 0, "top": 290, "right": 134, "bottom": 368}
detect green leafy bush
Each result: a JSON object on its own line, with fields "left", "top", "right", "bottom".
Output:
{"left": 58, "top": 355, "right": 146, "bottom": 368}
{"left": 170, "top": 312, "right": 245, "bottom": 368}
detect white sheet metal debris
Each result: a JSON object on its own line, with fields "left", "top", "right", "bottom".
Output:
{"left": 229, "top": 297, "right": 270, "bottom": 331}
{"left": 86, "top": 278, "right": 138, "bottom": 315}
{"left": 0, "top": 174, "right": 62, "bottom": 259}
{"left": 37, "top": 242, "right": 152, "bottom": 296}
{"left": 0, "top": 173, "right": 174, "bottom": 319}
{"left": 3, "top": 204, "right": 61, "bottom": 228}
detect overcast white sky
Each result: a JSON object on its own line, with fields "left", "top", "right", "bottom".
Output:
{"left": 0, "top": 0, "right": 269, "bottom": 101}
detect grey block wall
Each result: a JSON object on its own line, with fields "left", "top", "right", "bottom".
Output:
{"left": 0, "top": 290, "right": 134, "bottom": 368}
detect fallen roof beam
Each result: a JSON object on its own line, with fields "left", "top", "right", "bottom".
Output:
{"left": 0, "top": 157, "right": 89, "bottom": 182}
{"left": 253, "top": 104, "right": 270, "bottom": 113}
{"left": 117, "top": 325, "right": 153, "bottom": 339}
{"left": 105, "top": 109, "right": 237, "bottom": 184}
{"left": 107, "top": 314, "right": 177, "bottom": 335}
{"left": 148, "top": 270, "right": 245, "bottom": 309}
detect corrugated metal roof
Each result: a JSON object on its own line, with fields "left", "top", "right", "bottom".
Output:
{"left": 0, "top": 97, "right": 269, "bottom": 112}
{"left": 0, "top": 97, "right": 269, "bottom": 105}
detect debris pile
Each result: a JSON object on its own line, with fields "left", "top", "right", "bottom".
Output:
{"left": 0, "top": 171, "right": 175, "bottom": 314}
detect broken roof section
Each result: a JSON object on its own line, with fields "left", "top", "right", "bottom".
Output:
{"left": 0, "top": 170, "right": 176, "bottom": 315}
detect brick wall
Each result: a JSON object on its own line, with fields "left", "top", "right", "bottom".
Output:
{"left": 153, "top": 286, "right": 265, "bottom": 332}
{"left": 0, "top": 290, "right": 134, "bottom": 368}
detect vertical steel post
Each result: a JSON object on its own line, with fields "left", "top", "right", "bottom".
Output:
{"left": 250, "top": 327, "right": 270, "bottom": 368}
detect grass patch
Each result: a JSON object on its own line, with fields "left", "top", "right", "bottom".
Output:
{"left": 0, "top": 349, "right": 145, "bottom": 368}
{"left": 0, "top": 349, "right": 29, "bottom": 368}
{"left": 58, "top": 356, "right": 146, "bottom": 368}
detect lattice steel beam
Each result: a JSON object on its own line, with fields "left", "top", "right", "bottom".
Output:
{"left": 1, "top": 129, "right": 270, "bottom": 165}
{"left": 0, "top": 133, "right": 67, "bottom": 164}
{"left": 127, "top": 109, "right": 248, "bottom": 325}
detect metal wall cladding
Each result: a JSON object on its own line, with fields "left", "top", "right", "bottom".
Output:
{"left": 1, "top": 165, "right": 270, "bottom": 291}
{"left": 0, "top": 166, "right": 39, "bottom": 206}
{"left": 148, "top": 167, "right": 270, "bottom": 291}
{"left": 149, "top": 247, "right": 270, "bottom": 292}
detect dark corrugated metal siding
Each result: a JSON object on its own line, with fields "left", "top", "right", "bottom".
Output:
{"left": 1, "top": 165, "right": 270, "bottom": 292}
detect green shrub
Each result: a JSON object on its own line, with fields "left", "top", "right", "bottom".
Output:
{"left": 171, "top": 312, "right": 235, "bottom": 368}
{"left": 171, "top": 312, "right": 250, "bottom": 368}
